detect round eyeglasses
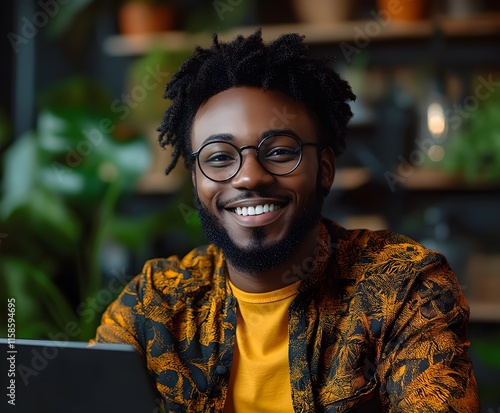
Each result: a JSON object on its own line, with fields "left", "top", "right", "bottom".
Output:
{"left": 191, "top": 133, "right": 321, "bottom": 182}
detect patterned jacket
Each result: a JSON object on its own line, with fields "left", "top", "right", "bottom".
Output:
{"left": 94, "top": 219, "right": 480, "bottom": 412}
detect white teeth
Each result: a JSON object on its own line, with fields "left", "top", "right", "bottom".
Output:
{"left": 234, "top": 204, "right": 281, "bottom": 216}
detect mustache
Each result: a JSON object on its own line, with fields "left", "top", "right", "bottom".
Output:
{"left": 216, "top": 192, "right": 292, "bottom": 210}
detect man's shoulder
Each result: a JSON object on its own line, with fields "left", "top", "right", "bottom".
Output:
{"left": 324, "top": 218, "right": 447, "bottom": 274}
{"left": 139, "top": 244, "right": 225, "bottom": 293}
{"left": 321, "top": 219, "right": 457, "bottom": 308}
{"left": 144, "top": 244, "right": 222, "bottom": 271}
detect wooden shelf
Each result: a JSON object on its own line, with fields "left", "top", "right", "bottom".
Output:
{"left": 332, "top": 167, "right": 500, "bottom": 192}
{"left": 401, "top": 168, "right": 500, "bottom": 191}
{"left": 103, "top": 12, "right": 500, "bottom": 56}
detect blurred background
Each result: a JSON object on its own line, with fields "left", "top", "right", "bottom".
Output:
{"left": 1, "top": 0, "right": 499, "bottom": 408}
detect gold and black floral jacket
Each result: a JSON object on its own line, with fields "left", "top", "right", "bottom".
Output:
{"left": 94, "top": 219, "right": 480, "bottom": 413}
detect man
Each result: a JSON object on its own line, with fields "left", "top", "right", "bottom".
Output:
{"left": 94, "top": 30, "right": 479, "bottom": 412}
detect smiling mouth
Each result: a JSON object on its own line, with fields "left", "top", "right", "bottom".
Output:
{"left": 232, "top": 204, "right": 282, "bottom": 216}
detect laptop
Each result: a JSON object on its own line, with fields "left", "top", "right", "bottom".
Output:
{"left": 0, "top": 338, "right": 162, "bottom": 413}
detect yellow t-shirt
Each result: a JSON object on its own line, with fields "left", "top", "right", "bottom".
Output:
{"left": 223, "top": 280, "right": 301, "bottom": 413}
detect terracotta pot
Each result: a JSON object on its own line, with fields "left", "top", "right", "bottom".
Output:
{"left": 118, "top": 2, "right": 177, "bottom": 35}
{"left": 376, "top": 0, "right": 429, "bottom": 21}
{"left": 292, "top": 0, "right": 356, "bottom": 24}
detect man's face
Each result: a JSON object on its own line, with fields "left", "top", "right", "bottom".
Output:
{"left": 191, "top": 87, "right": 335, "bottom": 273}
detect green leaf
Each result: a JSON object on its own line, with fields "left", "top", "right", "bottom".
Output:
{"left": 1, "top": 132, "right": 38, "bottom": 219}
{"left": 36, "top": 105, "right": 151, "bottom": 202}
{"left": 0, "top": 258, "right": 76, "bottom": 338}
{"left": 30, "top": 188, "right": 82, "bottom": 244}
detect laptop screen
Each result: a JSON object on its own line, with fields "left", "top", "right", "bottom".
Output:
{"left": 1, "top": 338, "right": 162, "bottom": 413}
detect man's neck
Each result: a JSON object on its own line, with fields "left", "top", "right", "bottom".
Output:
{"left": 226, "top": 224, "right": 321, "bottom": 293}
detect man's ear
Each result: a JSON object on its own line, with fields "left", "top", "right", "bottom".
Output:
{"left": 320, "top": 147, "right": 336, "bottom": 193}
{"left": 191, "top": 157, "right": 198, "bottom": 187}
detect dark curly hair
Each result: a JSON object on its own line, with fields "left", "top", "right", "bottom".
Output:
{"left": 158, "top": 29, "right": 356, "bottom": 174}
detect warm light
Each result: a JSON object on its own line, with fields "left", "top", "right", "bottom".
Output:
{"left": 428, "top": 145, "right": 446, "bottom": 162}
{"left": 427, "top": 102, "right": 447, "bottom": 137}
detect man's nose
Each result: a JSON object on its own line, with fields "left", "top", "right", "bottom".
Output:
{"left": 230, "top": 151, "right": 275, "bottom": 189}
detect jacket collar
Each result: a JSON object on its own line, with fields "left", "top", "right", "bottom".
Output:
{"left": 298, "top": 218, "right": 369, "bottom": 294}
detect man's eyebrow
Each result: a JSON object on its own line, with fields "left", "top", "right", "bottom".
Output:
{"left": 262, "top": 129, "right": 301, "bottom": 139}
{"left": 199, "top": 129, "right": 301, "bottom": 147}
{"left": 201, "top": 134, "right": 234, "bottom": 145}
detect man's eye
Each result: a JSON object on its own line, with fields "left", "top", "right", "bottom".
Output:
{"left": 266, "top": 147, "right": 299, "bottom": 162}
{"left": 204, "top": 153, "right": 236, "bottom": 166}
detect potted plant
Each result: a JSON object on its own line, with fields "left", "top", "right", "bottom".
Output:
{"left": 45, "top": 0, "right": 182, "bottom": 40}
{"left": 440, "top": 80, "right": 500, "bottom": 183}
{"left": 118, "top": 0, "right": 180, "bottom": 35}
{"left": 376, "top": 0, "right": 430, "bottom": 21}
{"left": 0, "top": 77, "right": 149, "bottom": 338}
{"left": 292, "top": 0, "right": 356, "bottom": 24}
{"left": 0, "top": 76, "right": 204, "bottom": 340}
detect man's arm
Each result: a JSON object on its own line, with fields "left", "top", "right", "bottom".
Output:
{"left": 91, "top": 274, "right": 146, "bottom": 355}
{"left": 378, "top": 253, "right": 480, "bottom": 412}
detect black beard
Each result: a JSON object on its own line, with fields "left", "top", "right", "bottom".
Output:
{"left": 193, "top": 185, "right": 324, "bottom": 275}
